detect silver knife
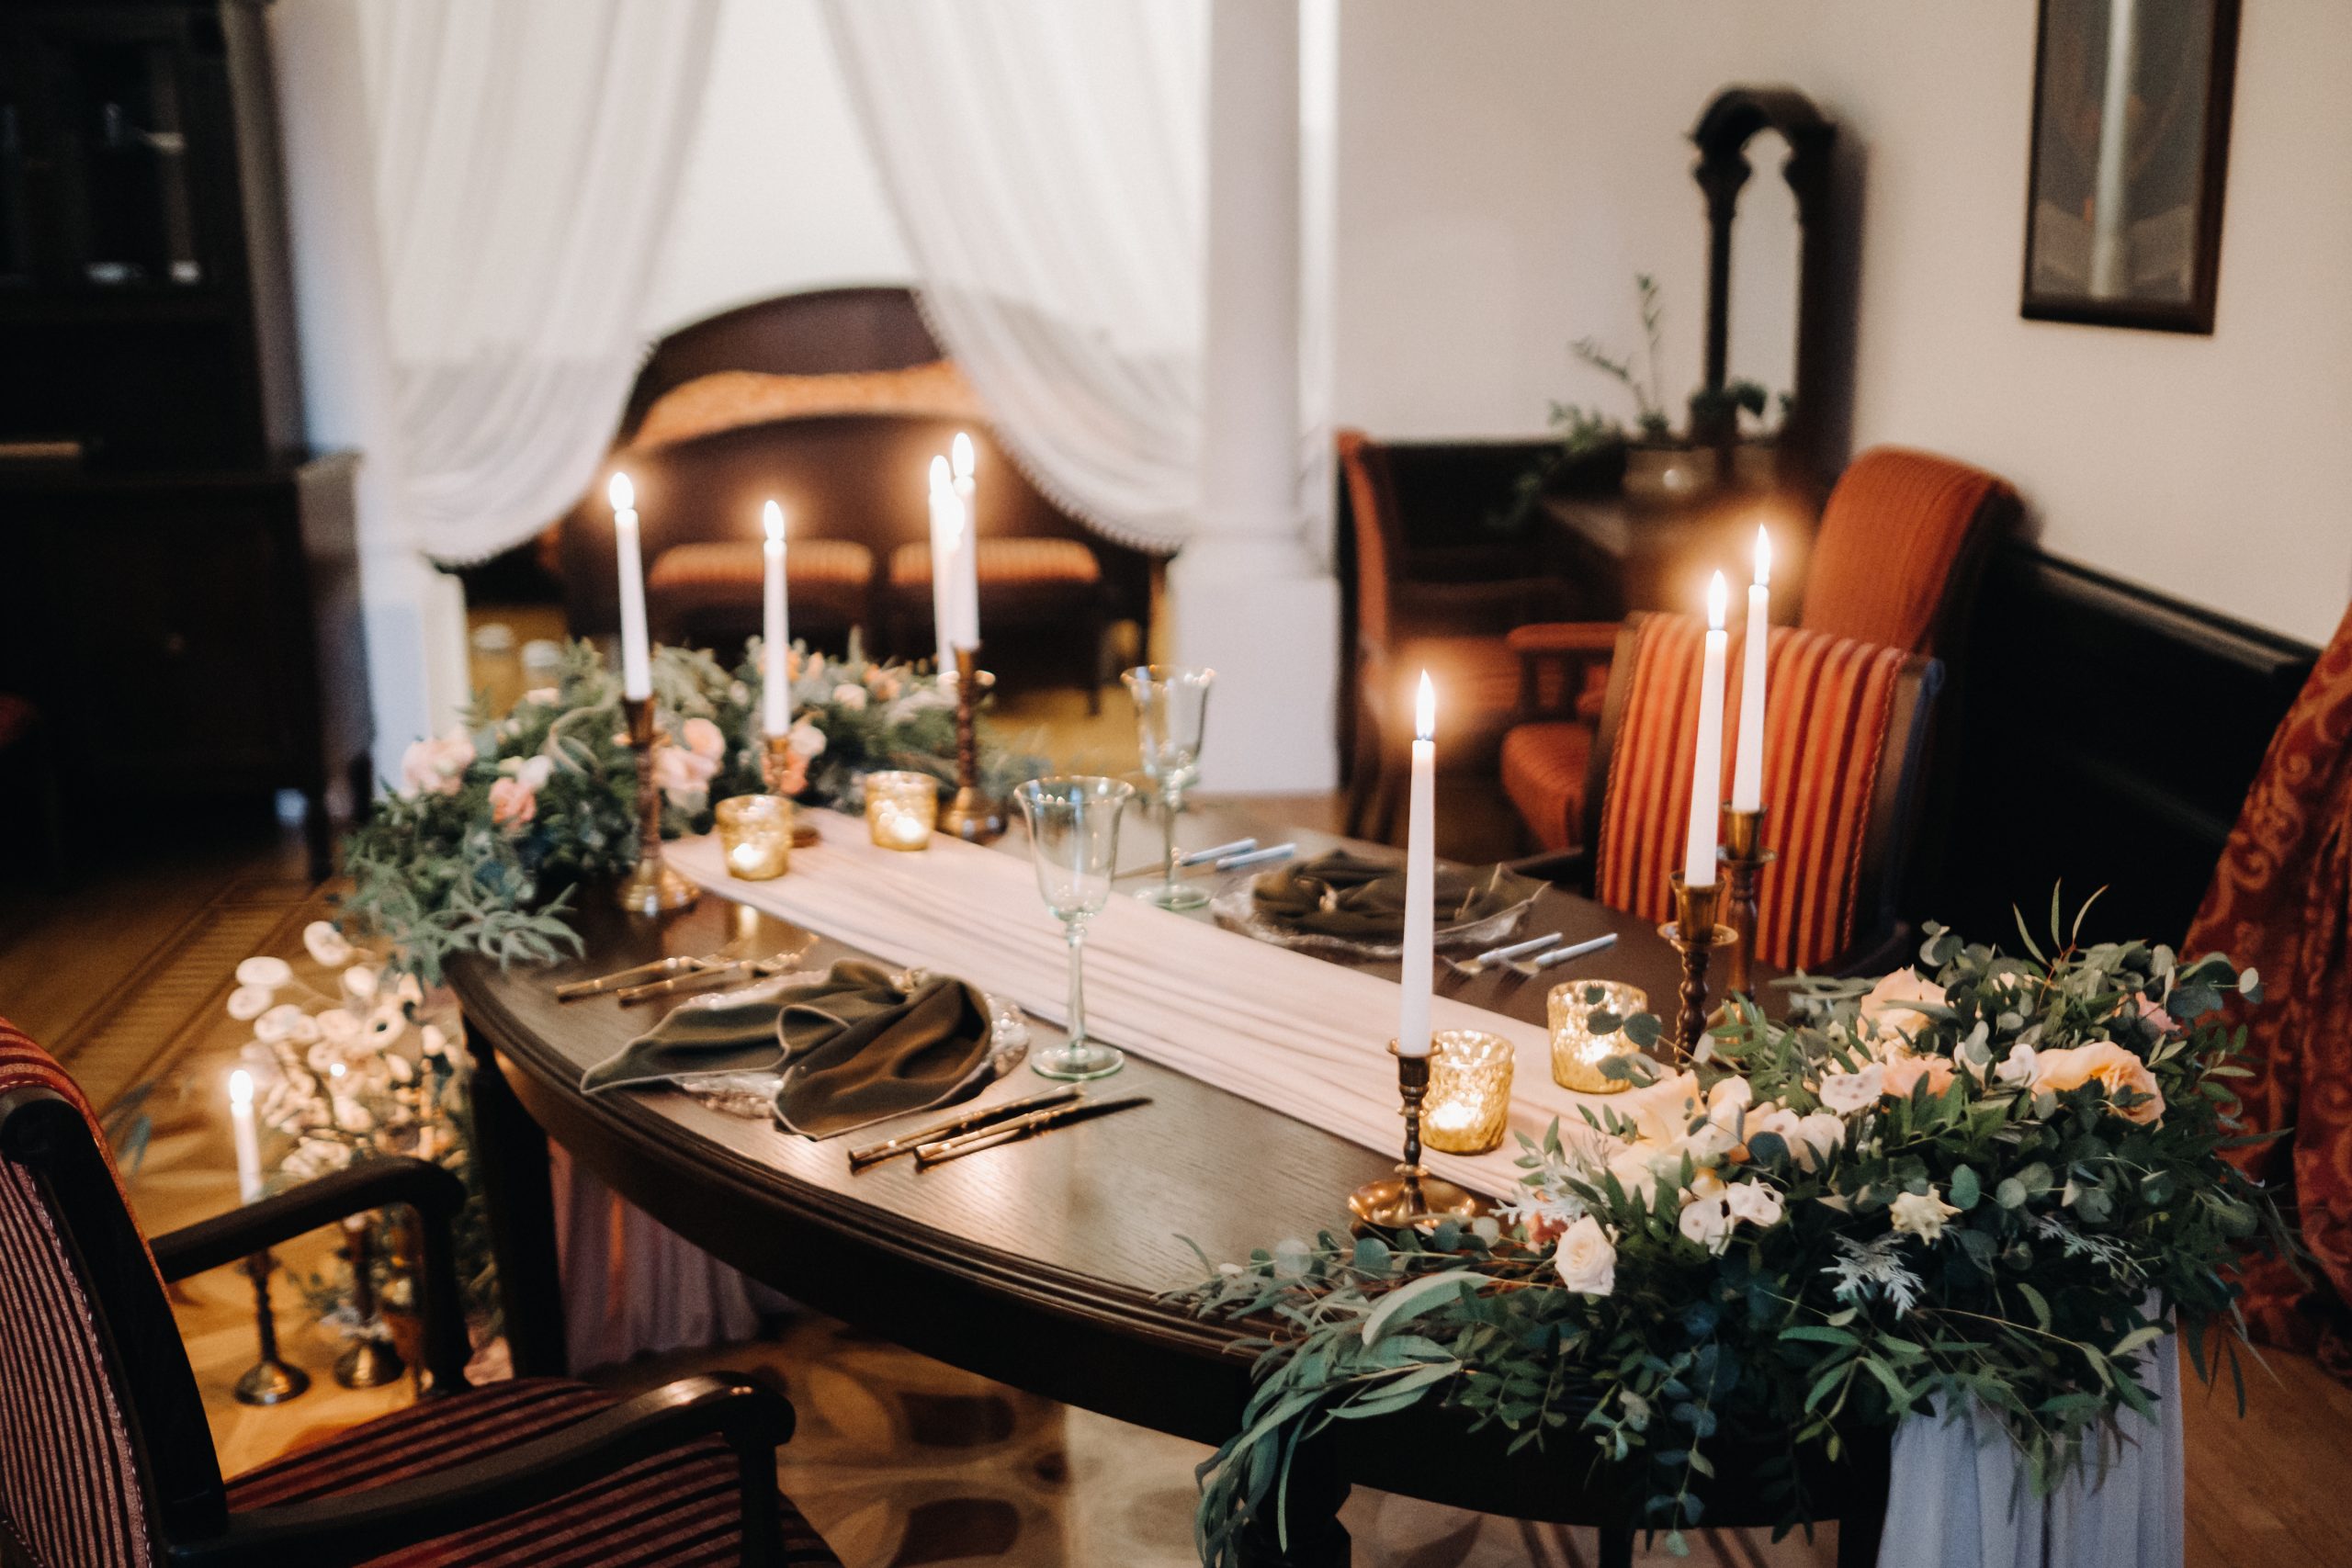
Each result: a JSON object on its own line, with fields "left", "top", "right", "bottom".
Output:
{"left": 847, "top": 1087, "right": 1081, "bottom": 1170}
{"left": 915, "top": 1095, "right": 1153, "bottom": 1167}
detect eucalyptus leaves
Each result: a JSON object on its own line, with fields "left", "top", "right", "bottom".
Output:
{"left": 1182, "top": 908, "right": 2288, "bottom": 1562}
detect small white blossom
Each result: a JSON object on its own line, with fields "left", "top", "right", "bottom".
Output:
{"left": 1889, "top": 1188, "right": 1961, "bottom": 1244}
{"left": 226, "top": 985, "right": 273, "bottom": 1021}
{"left": 235, "top": 956, "right": 293, "bottom": 992}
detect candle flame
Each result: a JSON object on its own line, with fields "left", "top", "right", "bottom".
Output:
{"left": 229, "top": 1068, "right": 253, "bottom": 1107}
{"left": 951, "top": 431, "right": 976, "bottom": 480}
{"left": 1754, "top": 525, "right": 1772, "bottom": 587}
{"left": 1415, "top": 671, "right": 1436, "bottom": 740}
{"left": 763, "top": 499, "right": 785, "bottom": 544}
{"left": 929, "top": 455, "right": 952, "bottom": 495}
{"left": 1707, "top": 570, "right": 1728, "bottom": 629}
{"left": 607, "top": 471, "right": 634, "bottom": 513}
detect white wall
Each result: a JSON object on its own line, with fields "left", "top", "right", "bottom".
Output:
{"left": 639, "top": 0, "right": 910, "bottom": 334}
{"left": 1333, "top": 1, "right": 2352, "bottom": 645}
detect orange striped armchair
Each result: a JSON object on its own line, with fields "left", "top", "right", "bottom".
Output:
{"left": 1503, "top": 446, "right": 2017, "bottom": 856}
{"left": 1566, "top": 614, "right": 1941, "bottom": 974}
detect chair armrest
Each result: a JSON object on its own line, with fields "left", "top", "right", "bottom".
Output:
{"left": 151, "top": 1156, "right": 471, "bottom": 1393}
{"left": 1507, "top": 621, "right": 1621, "bottom": 722}
{"left": 1504, "top": 621, "right": 1619, "bottom": 656}
{"left": 169, "top": 1373, "right": 797, "bottom": 1568}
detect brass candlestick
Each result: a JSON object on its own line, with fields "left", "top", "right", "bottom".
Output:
{"left": 616, "top": 694, "right": 699, "bottom": 914}
{"left": 762, "top": 734, "right": 819, "bottom": 848}
{"left": 1660, "top": 874, "right": 1737, "bottom": 1059}
{"left": 1718, "top": 806, "right": 1776, "bottom": 999}
{"left": 333, "top": 1216, "right": 405, "bottom": 1390}
{"left": 233, "top": 1251, "right": 310, "bottom": 1406}
{"left": 937, "top": 646, "right": 1005, "bottom": 843}
{"left": 1348, "top": 1042, "right": 1490, "bottom": 1231}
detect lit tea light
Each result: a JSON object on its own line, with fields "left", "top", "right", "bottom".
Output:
{"left": 716, "top": 794, "right": 793, "bottom": 881}
{"left": 1548, "top": 980, "right": 1647, "bottom": 1094}
{"left": 1422, "top": 1029, "right": 1513, "bottom": 1155}
{"left": 864, "top": 771, "right": 940, "bottom": 852}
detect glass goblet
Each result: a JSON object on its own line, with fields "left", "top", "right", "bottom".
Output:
{"left": 1124, "top": 664, "right": 1215, "bottom": 910}
{"left": 1015, "top": 775, "right": 1136, "bottom": 1080}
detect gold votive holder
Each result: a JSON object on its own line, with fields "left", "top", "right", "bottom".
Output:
{"left": 715, "top": 794, "right": 793, "bottom": 881}
{"left": 1549, "top": 980, "right": 1647, "bottom": 1094}
{"left": 865, "top": 770, "right": 940, "bottom": 852}
{"left": 1422, "top": 1030, "right": 1514, "bottom": 1156}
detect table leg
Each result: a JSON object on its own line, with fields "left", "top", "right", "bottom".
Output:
{"left": 1235, "top": 1440, "right": 1351, "bottom": 1568}
{"left": 467, "top": 1038, "right": 570, "bottom": 1377}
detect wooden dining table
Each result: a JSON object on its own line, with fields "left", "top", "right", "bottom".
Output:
{"left": 447, "top": 801, "right": 1885, "bottom": 1568}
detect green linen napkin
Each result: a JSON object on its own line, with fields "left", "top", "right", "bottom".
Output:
{"left": 1250, "top": 850, "right": 1544, "bottom": 942}
{"left": 579, "top": 961, "right": 998, "bottom": 1141}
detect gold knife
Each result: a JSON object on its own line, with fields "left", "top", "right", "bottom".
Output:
{"left": 847, "top": 1087, "right": 1082, "bottom": 1170}
{"left": 554, "top": 954, "right": 712, "bottom": 1001}
{"left": 915, "top": 1096, "right": 1153, "bottom": 1168}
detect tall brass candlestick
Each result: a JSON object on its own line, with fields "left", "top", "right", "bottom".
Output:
{"left": 1348, "top": 1043, "right": 1489, "bottom": 1231}
{"left": 233, "top": 1251, "right": 309, "bottom": 1406}
{"left": 333, "top": 1215, "right": 405, "bottom": 1390}
{"left": 616, "top": 694, "right": 699, "bottom": 914}
{"left": 1718, "top": 806, "right": 1775, "bottom": 998}
{"left": 937, "top": 646, "right": 1005, "bottom": 843}
{"left": 1661, "top": 874, "right": 1737, "bottom": 1058}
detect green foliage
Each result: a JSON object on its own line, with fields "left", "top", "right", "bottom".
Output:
{"left": 1178, "top": 911, "right": 2291, "bottom": 1561}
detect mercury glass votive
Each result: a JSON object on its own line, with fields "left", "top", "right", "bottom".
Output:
{"left": 715, "top": 795, "right": 793, "bottom": 880}
{"left": 1549, "top": 980, "right": 1647, "bottom": 1094}
{"left": 864, "top": 770, "right": 939, "bottom": 852}
{"left": 1422, "top": 1030, "right": 1515, "bottom": 1156}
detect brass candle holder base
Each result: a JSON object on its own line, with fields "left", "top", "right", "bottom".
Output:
{"left": 1718, "top": 806, "right": 1776, "bottom": 999}
{"left": 618, "top": 694, "right": 698, "bottom": 915}
{"left": 333, "top": 1218, "right": 405, "bottom": 1391}
{"left": 1659, "top": 874, "right": 1737, "bottom": 1059}
{"left": 939, "top": 646, "right": 1005, "bottom": 843}
{"left": 1348, "top": 1043, "right": 1491, "bottom": 1232}
{"left": 233, "top": 1252, "right": 311, "bottom": 1406}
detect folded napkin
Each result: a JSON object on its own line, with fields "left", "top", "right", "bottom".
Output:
{"left": 1250, "top": 850, "right": 1544, "bottom": 942}
{"left": 578, "top": 960, "right": 1000, "bottom": 1142}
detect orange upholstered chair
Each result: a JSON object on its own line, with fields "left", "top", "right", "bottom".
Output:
{"left": 1573, "top": 613, "right": 1940, "bottom": 972}
{"left": 1502, "top": 446, "right": 2017, "bottom": 854}
{"left": 1340, "top": 429, "right": 1568, "bottom": 840}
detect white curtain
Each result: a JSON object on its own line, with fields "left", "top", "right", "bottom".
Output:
{"left": 815, "top": 0, "right": 1327, "bottom": 556}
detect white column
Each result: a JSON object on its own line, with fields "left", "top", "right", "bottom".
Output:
{"left": 269, "top": 0, "right": 470, "bottom": 779}
{"left": 1168, "top": 0, "right": 1338, "bottom": 794}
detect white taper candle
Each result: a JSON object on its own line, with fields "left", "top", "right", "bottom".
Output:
{"left": 1730, "top": 526, "right": 1771, "bottom": 812}
{"left": 1398, "top": 671, "right": 1438, "bottom": 1057}
{"left": 950, "top": 432, "right": 981, "bottom": 650}
{"left": 1683, "top": 573, "right": 1730, "bottom": 887}
{"left": 761, "top": 500, "right": 790, "bottom": 736}
{"left": 228, "top": 1069, "right": 263, "bottom": 1204}
{"left": 927, "top": 457, "right": 960, "bottom": 673}
{"left": 609, "top": 472, "right": 651, "bottom": 701}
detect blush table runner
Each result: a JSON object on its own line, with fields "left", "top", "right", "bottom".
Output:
{"left": 666, "top": 811, "right": 1623, "bottom": 1197}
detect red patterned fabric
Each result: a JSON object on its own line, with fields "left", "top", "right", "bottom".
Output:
{"left": 887, "top": 536, "right": 1101, "bottom": 586}
{"left": 2183, "top": 602, "right": 2352, "bottom": 1375}
{"left": 1591, "top": 615, "right": 1917, "bottom": 972}
{"left": 0, "top": 1022, "right": 155, "bottom": 1568}
{"left": 228, "top": 1378, "right": 840, "bottom": 1566}
{"left": 1803, "top": 446, "right": 2017, "bottom": 656}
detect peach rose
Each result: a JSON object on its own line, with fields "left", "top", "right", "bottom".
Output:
{"left": 1860, "top": 968, "right": 1946, "bottom": 1045}
{"left": 398, "top": 730, "right": 476, "bottom": 797}
{"left": 2032, "top": 1042, "right": 2165, "bottom": 1124}
{"left": 681, "top": 716, "right": 726, "bottom": 760}
{"left": 489, "top": 775, "right": 538, "bottom": 827}
{"left": 1883, "top": 1053, "right": 1958, "bottom": 1100}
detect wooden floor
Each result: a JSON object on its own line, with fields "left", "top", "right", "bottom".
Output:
{"left": 5, "top": 683, "right": 2349, "bottom": 1564}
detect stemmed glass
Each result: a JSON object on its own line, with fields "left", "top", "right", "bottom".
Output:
{"left": 1014, "top": 775, "right": 1135, "bottom": 1080}
{"left": 1124, "top": 664, "right": 1215, "bottom": 910}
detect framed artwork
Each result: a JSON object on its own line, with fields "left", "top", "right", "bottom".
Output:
{"left": 2020, "top": 0, "right": 2240, "bottom": 333}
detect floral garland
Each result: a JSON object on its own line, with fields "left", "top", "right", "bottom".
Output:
{"left": 1181, "top": 912, "right": 2290, "bottom": 1562}
{"left": 339, "top": 637, "right": 1038, "bottom": 982}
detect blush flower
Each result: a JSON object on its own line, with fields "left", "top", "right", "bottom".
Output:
{"left": 1860, "top": 967, "right": 1946, "bottom": 1045}
{"left": 1883, "top": 1053, "right": 1958, "bottom": 1100}
{"left": 398, "top": 729, "right": 476, "bottom": 797}
{"left": 2032, "top": 1042, "right": 2165, "bottom": 1124}
{"left": 1817, "top": 1063, "right": 1885, "bottom": 1114}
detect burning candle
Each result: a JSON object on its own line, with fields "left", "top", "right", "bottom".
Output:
{"left": 950, "top": 433, "right": 981, "bottom": 651}
{"left": 927, "top": 457, "right": 960, "bottom": 674}
{"left": 609, "top": 472, "right": 651, "bottom": 701}
{"left": 228, "top": 1068, "right": 262, "bottom": 1204}
{"left": 1682, "top": 572, "right": 1730, "bottom": 888}
{"left": 1730, "top": 526, "right": 1770, "bottom": 812}
{"left": 762, "top": 500, "right": 790, "bottom": 736}
{"left": 1398, "top": 671, "right": 1437, "bottom": 1057}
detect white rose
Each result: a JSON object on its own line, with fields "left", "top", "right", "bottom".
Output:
{"left": 302, "top": 920, "right": 354, "bottom": 967}
{"left": 1706, "top": 1076, "right": 1753, "bottom": 1133}
{"left": 517, "top": 754, "right": 554, "bottom": 791}
{"left": 1792, "top": 1111, "right": 1847, "bottom": 1170}
{"left": 787, "top": 718, "right": 828, "bottom": 759}
{"left": 1554, "top": 1214, "right": 1618, "bottom": 1295}
{"left": 1889, "top": 1188, "right": 1961, "bottom": 1244}
{"left": 1817, "top": 1064, "right": 1885, "bottom": 1114}
{"left": 832, "top": 682, "right": 869, "bottom": 712}
{"left": 1995, "top": 1042, "right": 2039, "bottom": 1087}
{"left": 226, "top": 985, "right": 273, "bottom": 1021}
{"left": 1678, "top": 1190, "right": 1736, "bottom": 1254}
{"left": 1605, "top": 1144, "right": 1661, "bottom": 1204}
{"left": 1724, "top": 1181, "right": 1785, "bottom": 1228}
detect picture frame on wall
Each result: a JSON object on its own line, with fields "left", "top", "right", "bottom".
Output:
{"left": 2020, "top": 0, "right": 2240, "bottom": 334}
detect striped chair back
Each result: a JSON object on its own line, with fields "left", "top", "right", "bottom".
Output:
{"left": 1590, "top": 615, "right": 1941, "bottom": 972}
{"left": 1803, "top": 446, "right": 2019, "bottom": 657}
{"left": 0, "top": 1022, "right": 220, "bottom": 1567}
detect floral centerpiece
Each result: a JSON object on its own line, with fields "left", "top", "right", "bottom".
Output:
{"left": 339, "top": 637, "right": 1038, "bottom": 981}
{"left": 1182, "top": 911, "right": 2289, "bottom": 1562}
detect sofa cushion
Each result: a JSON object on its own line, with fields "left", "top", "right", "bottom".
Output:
{"left": 888, "top": 537, "right": 1101, "bottom": 588}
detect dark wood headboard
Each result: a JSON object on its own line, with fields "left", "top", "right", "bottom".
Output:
{"left": 616, "top": 288, "right": 945, "bottom": 440}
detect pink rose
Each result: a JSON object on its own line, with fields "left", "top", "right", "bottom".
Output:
{"left": 1883, "top": 1053, "right": 1958, "bottom": 1100}
{"left": 651, "top": 739, "right": 719, "bottom": 807}
{"left": 398, "top": 730, "right": 476, "bottom": 797}
{"left": 2132, "top": 995, "right": 2181, "bottom": 1037}
{"left": 681, "top": 716, "right": 725, "bottom": 760}
{"left": 489, "top": 776, "right": 537, "bottom": 827}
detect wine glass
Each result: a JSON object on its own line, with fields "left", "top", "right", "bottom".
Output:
{"left": 1124, "top": 664, "right": 1215, "bottom": 910}
{"left": 1014, "top": 775, "right": 1136, "bottom": 1080}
